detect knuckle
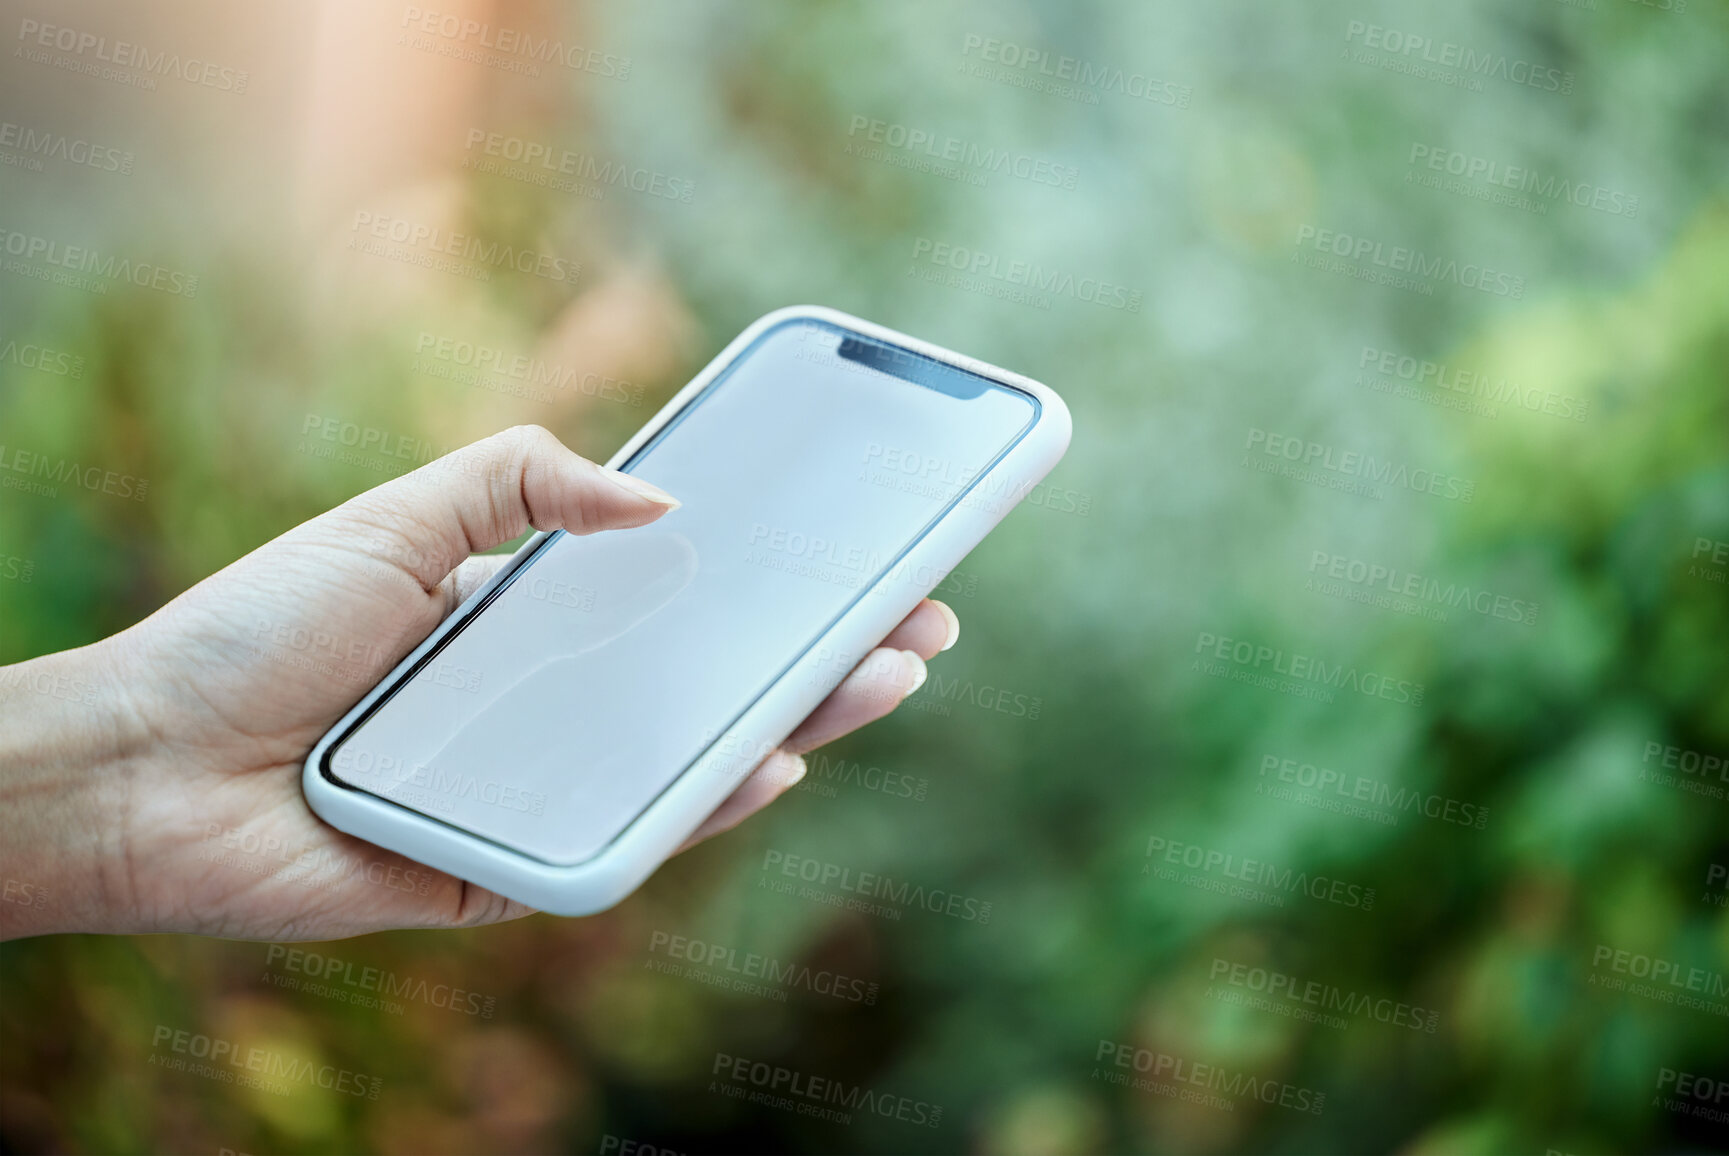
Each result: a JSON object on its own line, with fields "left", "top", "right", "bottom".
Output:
{"left": 480, "top": 424, "right": 550, "bottom": 469}
{"left": 509, "top": 423, "right": 559, "bottom": 453}
{"left": 459, "top": 889, "right": 513, "bottom": 927}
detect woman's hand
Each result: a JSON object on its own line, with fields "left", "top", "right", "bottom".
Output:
{"left": 0, "top": 426, "right": 957, "bottom": 942}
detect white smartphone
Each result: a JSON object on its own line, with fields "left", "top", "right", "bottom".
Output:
{"left": 302, "top": 305, "right": 1070, "bottom": 915}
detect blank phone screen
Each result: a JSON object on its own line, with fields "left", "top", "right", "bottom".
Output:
{"left": 324, "top": 319, "right": 1039, "bottom": 865}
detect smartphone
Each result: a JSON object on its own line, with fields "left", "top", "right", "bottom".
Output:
{"left": 302, "top": 305, "right": 1070, "bottom": 915}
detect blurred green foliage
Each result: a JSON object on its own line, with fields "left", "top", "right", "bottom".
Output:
{"left": 2, "top": 1, "right": 1727, "bottom": 1153}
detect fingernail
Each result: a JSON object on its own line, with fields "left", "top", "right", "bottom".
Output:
{"left": 771, "top": 751, "right": 807, "bottom": 786}
{"left": 934, "top": 601, "right": 960, "bottom": 651}
{"left": 901, "top": 650, "right": 927, "bottom": 695}
{"left": 602, "top": 467, "right": 681, "bottom": 509}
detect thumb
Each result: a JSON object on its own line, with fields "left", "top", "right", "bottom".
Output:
{"left": 326, "top": 424, "right": 679, "bottom": 591}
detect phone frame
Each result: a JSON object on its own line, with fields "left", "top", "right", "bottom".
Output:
{"left": 302, "top": 305, "right": 1071, "bottom": 915}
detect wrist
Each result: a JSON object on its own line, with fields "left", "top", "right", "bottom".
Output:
{"left": 0, "top": 637, "right": 159, "bottom": 938}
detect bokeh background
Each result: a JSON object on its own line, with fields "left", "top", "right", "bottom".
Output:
{"left": 3, "top": 0, "right": 1728, "bottom": 1152}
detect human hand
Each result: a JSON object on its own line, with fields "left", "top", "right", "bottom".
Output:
{"left": 0, "top": 426, "right": 958, "bottom": 941}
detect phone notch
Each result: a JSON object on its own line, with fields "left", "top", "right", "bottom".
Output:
{"left": 837, "top": 334, "right": 991, "bottom": 400}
